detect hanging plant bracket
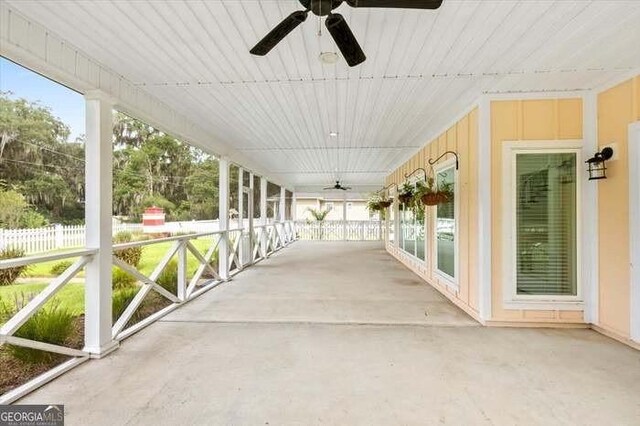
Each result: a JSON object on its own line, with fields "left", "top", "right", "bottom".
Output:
{"left": 377, "top": 182, "right": 398, "bottom": 195}
{"left": 428, "top": 151, "right": 459, "bottom": 170}
{"left": 404, "top": 167, "right": 428, "bottom": 182}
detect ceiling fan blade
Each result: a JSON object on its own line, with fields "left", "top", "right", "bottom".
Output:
{"left": 325, "top": 14, "right": 366, "bottom": 67}
{"left": 250, "top": 10, "right": 308, "bottom": 56}
{"left": 346, "top": 0, "right": 443, "bottom": 9}
{"left": 342, "top": 187, "right": 351, "bottom": 190}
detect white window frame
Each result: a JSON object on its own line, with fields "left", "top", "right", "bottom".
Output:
{"left": 433, "top": 158, "right": 459, "bottom": 288}
{"left": 502, "top": 140, "right": 584, "bottom": 310}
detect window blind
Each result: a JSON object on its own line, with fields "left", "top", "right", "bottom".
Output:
{"left": 515, "top": 153, "right": 577, "bottom": 296}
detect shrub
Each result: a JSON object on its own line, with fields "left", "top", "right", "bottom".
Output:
{"left": 113, "top": 231, "right": 143, "bottom": 267}
{"left": 156, "top": 259, "right": 178, "bottom": 295}
{"left": 0, "top": 248, "right": 28, "bottom": 286}
{"left": 7, "top": 301, "right": 75, "bottom": 364}
{"left": 112, "top": 267, "right": 137, "bottom": 290}
{"left": 49, "top": 260, "right": 73, "bottom": 276}
{"left": 113, "top": 231, "right": 132, "bottom": 244}
{"left": 112, "top": 287, "right": 139, "bottom": 323}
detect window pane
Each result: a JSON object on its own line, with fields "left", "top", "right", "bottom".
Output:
{"left": 436, "top": 167, "right": 455, "bottom": 277}
{"left": 516, "top": 153, "right": 577, "bottom": 296}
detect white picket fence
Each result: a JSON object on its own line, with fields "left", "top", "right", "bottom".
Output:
{"left": 0, "top": 220, "right": 236, "bottom": 254}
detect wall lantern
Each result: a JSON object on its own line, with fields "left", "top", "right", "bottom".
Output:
{"left": 586, "top": 147, "right": 614, "bottom": 180}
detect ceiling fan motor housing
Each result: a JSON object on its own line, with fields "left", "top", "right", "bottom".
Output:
{"left": 301, "top": 0, "right": 343, "bottom": 16}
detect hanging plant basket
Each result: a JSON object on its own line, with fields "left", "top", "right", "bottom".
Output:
{"left": 421, "top": 192, "right": 440, "bottom": 206}
{"left": 398, "top": 193, "right": 413, "bottom": 205}
{"left": 379, "top": 199, "right": 393, "bottom": 208}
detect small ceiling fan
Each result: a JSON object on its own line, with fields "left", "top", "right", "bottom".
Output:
{"left": 324, "top": 181, "right": 352, "bottom": 191}
{"left": 250, "top": 0, "right": 444, "bottom": 67}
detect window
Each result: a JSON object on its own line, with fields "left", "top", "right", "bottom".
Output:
{"left": 399, "top": 181, "right": 425, "bottom": 261}
{"left": 434, "top": 163, "right": 456, "bottom": 281}
{"left": 503, "top": 141, "right": 582, "bottom": 307}
{"left": 325, "top": 202, "right": 334, "bottom": 211}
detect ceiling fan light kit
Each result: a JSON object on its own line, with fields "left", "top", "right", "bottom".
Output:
{"left": 319, "top": 51, "right": 340, "bottom": 64}
{"left": 250, "top": 0, "right": 443, "bottom": 67}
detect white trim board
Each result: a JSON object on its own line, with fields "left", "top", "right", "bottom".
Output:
{"left": 582, "top": 92, "right": 599, "bottom": 324}
{"left": 629, "top": 122, "right": 640, "bottom": 343}
{"left": 477, "top": 97, "right": 492, "bottom": 321}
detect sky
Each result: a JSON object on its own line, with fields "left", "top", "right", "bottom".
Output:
{"left": 0, "top": 57, "right": 85, "bottom": 141}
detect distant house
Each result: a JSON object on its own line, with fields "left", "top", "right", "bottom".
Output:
{"left": 294, "top": 193, "right": 379, "bottom": 221}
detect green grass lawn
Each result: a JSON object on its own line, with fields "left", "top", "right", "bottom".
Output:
{"left": 22, "top": 238, "right": 215, "bottom": 278}
{"left": 0, "top": 282, "right": 85, "bottom": 317}
{"left": 1, "top": 237, "right": 217, "bottom": 321}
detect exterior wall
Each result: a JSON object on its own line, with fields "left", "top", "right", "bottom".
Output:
{"left": 490, "top": 98, "right": 585, "bottom": 324}
{"left": 386, "top": 108, "right": 481, "bottom": 321}
{"left": 596, "top": 76, "right": 640, "bottom": 342}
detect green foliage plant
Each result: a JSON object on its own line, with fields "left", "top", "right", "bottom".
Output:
{"left": 0, "top": 248, "right": 28, "bottom": 286}
{"left": 7, "top": 300, "right": 75, "bottom": 364}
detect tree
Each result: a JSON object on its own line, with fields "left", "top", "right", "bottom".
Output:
{"left": 0, "top": 93, "right": 84, "bottom": 223}
{"left": 0, "top": 188, "right": 46, "bottom": 228}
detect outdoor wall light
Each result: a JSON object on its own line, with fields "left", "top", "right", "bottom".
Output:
{"left": 586, "top": 147, "right": 614, "bottom": 180}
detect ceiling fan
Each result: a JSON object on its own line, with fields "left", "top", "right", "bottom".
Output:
{"left": 250, "top": 0, "right": 444, "bottom": 67}
{"left": 324, "top": 181, "right": 352, "bottom": 191}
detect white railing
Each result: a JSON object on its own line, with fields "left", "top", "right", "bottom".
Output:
{"left": 294, "top": 220, "right": 381, "bottom": 241}
{"left": 0, "top": 220, "right": 257, "bottom": 255}
{"left": 0, "top": 220, "right": 297, "bottom": 404}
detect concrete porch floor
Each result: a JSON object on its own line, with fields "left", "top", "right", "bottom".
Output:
{"left": 19, "top": 242, "right": 640, "bottom": 425}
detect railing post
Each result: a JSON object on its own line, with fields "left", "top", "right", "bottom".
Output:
{"left": 83, "top": 91, "right": 117, "bottom": 357}
{"left": 177, "top": 239, "right": 187, "bottom": 301}
{"left": 260, "top": 177, "right": 268, "bottom": 257}
{"left": 219, "top": 157, "right": 230, "bottom": 280}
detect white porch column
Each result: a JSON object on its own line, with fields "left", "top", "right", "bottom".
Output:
{"left": 83, "top": 91, "right": 117, "bottom": 356}
{"left": 343, "top": 193, "right": 348, "bottom": 241}
{"left": 238, "top": 167, "right": 244, "bottom": 229}
{"left": 219, "top": 157, "right": 230, "bottom": 280}
{"left": 292, "top": 192, "right": 297, "bottom": 221}
{"left": 260, "top": 177, "right": 268, "bottom": 256}
{"left": 279, "top": 186, "right": 287, "bottom": 245}
{"left": 279, "top": 186, "right": 286, "bottom": 222}
{"left": 248, "top": 172, "right": 255, "bottom": 266}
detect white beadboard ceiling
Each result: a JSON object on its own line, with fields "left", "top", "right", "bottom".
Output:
{"left": 7, "top": 0, "right": 640, "bottom": 191}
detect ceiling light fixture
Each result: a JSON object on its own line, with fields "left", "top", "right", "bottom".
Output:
{"left": 319, "top": 51, "right": 339, "bottom": 65}
{"left": 329, "top": 131, "right": 338, "bottom": 137}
